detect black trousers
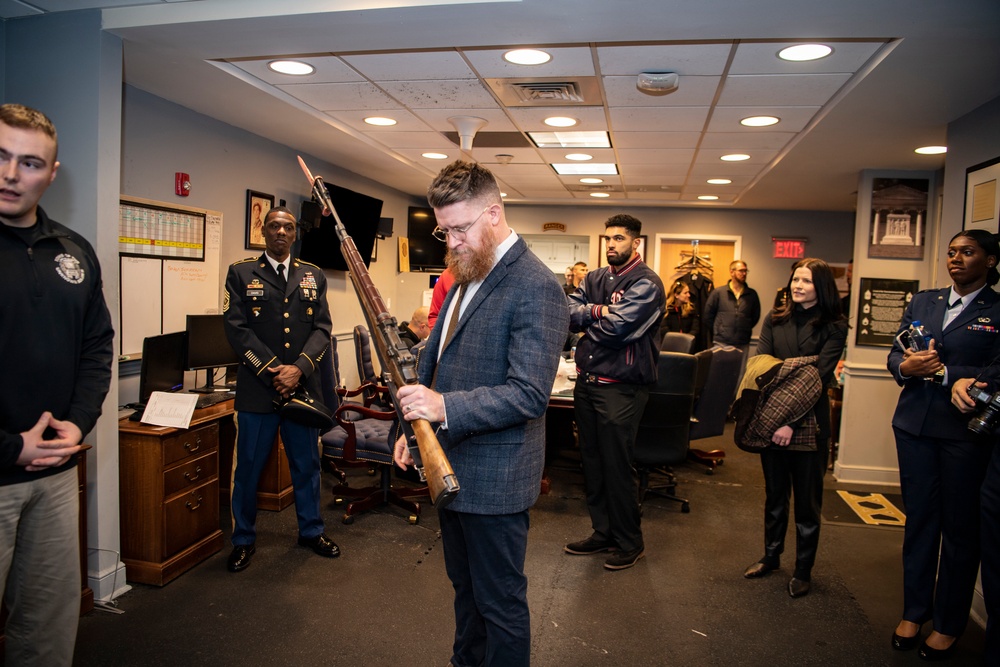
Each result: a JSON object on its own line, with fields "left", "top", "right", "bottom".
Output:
{"left": 758, "top": 440, "right": 828, "bottom": 575}
{"left": 574, "top": 379, "right": 648, "bottom": 553}
{"left": 895, "top": 427, "right": 989, "bottom": 637}
{"left": 982, "top": 441, "right": 1000, "bottom": 662}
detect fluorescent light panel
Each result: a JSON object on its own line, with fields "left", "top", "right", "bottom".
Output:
{"left": 528, "top": 131, "right": 611, "bottom": 148}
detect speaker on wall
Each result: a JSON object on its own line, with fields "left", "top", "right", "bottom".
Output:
{"left": 377, "top": 217, "right": 394, "bottom": 239}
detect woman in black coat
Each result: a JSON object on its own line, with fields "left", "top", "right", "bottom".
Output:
{"left": 742, "top": 258, "right": 847, "bottom": 598}
{"left": 888, "top": 229, "right": 1000, "bottom": 659}
{"left": 658, "top": 279, "right": 701, "bottom": 348}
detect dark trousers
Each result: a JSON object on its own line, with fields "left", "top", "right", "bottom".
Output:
{"left": 759, "top": 441, "right": 828, "bottom": 575}
{"left": 232, "top": 411, "right": 323, "bottom": 545}
{"left": 439, "top": 508, "right": 530, "bottom": 667}
{"left": 894, "top": 427, "right": 989, "bottom": 636}
{"left": 982, "top": 442, "right": 1000, "bottom": 663}
{"left": 574, "top": 379, "right": 648, "bottom": 553}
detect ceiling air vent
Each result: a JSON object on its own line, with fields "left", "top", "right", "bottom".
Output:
{"left": 486, "top": 77, "right": 603, "bottom": 107}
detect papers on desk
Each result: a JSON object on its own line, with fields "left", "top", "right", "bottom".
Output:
{"left": 140, "top": 391, "right": 198, "bottom": 428}
{"left": 551, "top": 357, "right": 578, "bottom": 395}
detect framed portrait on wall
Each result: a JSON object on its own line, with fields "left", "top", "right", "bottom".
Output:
{"left": 245, "top": 190, "right": 274, "bottom": 250}
{"left": 964, "top": 156, "right": 1000, "bottom": 233}
{"left": 598, "top": 235, "right": 647, "bottom": 267}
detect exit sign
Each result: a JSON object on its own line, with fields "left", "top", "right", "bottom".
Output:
{"left": 773, "top": 238, "right": 806, "bottom": 259}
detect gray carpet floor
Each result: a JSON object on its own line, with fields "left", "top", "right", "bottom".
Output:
{"left": 72, "top": 425, "right": 987, "bottom": 666}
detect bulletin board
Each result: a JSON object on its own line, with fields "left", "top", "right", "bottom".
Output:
{"left": 119, "top": 196, "right": 223, "bottom": 356}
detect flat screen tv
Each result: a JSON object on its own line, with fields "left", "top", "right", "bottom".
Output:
{"left": 297, "top": 183, "right": 383, "bottom": 271}
{"left": 185, "top": 314, "right": 239, "bottom": 392}
{"left": 138, "top": 331, "right": 186, "bottom": 403}
{"left": 407, "top": 206, "right": 447, "bottom": 272}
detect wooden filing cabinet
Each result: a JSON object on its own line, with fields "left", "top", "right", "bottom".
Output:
{"left": 118, "top": 405, "right": 228, "bottom": 586}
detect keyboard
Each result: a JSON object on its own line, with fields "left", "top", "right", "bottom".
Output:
{"left": 195, "top": 392, "right": 234, "bottom": 410}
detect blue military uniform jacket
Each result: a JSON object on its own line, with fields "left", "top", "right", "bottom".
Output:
{"left": 223, "top": 254, "right": 332, "bottom": 414}
{"left": 889, "top": 286, "right": 1000, "bottom": 440}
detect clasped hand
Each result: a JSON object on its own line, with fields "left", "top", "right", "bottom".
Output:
{"left": 899, "top": 339, "right": 944, "bottom": 378}
{"left": 18, "top": 412, "right": 83, "bottom": 471}
{"left": 269, "top": 364, "right": 303, "bottom": 398}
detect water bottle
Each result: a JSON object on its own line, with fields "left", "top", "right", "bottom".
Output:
{"left": 908, "top": 320, "right": 932, "bottom": 352}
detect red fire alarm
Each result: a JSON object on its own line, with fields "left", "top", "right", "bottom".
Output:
{"left": 175, "top": 172, "right": 191, "bottom": 197}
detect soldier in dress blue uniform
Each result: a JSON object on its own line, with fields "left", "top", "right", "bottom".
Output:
{"left": 222, "top": 206, "right": 338, "bottom": 572}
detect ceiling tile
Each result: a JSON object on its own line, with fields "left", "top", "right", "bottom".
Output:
{"left": 612, "top": 131, "right": 701, "bottom": 149}
{"left": 707, "top": 106, "right": 819, "bottom": 132}
{"left": 538, "top": 147, "right": 617, "bottom": 162}
{"left": 699, "top": 131, "right": 794, "bottom": 150}
{"left": 464, "top": 147, "right": 545, "bottom": 164}
{"left": 378, "top": 79, "right": 498, "bottom": 109}
{"left": 343, "top": 51, "right": 477, "bottom": 81}
{"left": 619, "top": 166, "right": 690, "bottom": 183}
{"left": 609, "top": 106, "right": 711, "bottom": 132}
{"left": 626, "top": 191, "right": 683, "bottom": 201}
{"left": 229, "top": 56, "right": 362, "bottom": 85}
{"left": 717, "top": 73, "right": 852, "bottom": 106}
{"left": 463, "top": 46, "right": 596, "bottom": 78}
{"left": 363, "top": 131, "right": 455, "bottom": 149}
{"left": 506, "top": 106, "right": 608, "bottom": 131}
{"left": 326, "top": 108, "right": 428, "bottom": 132}
{"left": 278, "top": 82, "right": 399, "bottom": 111}
{"left": 602, "top": 75, "right": 720, "bottom": 107}
{"left": 616, "top": 147, "right": 696, "bottom": 165}
{"left": 596, "top": 43, "right": 734, "bottom": 76}
{"left": 418, "top": 108, "right": 518, "bottom": 132}
{"left": 729, "top": 40, "right": 886, "bottom": 75}
{"left": 692, "top": 148, "right": 779, "bottom": 165}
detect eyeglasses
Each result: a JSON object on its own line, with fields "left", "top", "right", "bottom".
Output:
{"left": 432, "top": 206, "right": 490, "bottom": 242}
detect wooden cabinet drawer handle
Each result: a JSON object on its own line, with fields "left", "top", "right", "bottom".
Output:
{"left": 185, "top": 495, "right": 203, "bottom": 511}
{"left": 184, "top": 467, "right": 202, "bottom": 482}
{"left": 184, "top": 436, "right": 202, "bottom": 453}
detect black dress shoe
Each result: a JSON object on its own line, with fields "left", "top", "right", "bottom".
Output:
{"left": 788, "top": 577, "right": 811, "bottom": 598}
{"left": 298, "top": 533, "right": 340, "bottom": 558}
{"left": 227, "top": 544, "right": 255, "bottom": 573}
{"left": 743, "top": 561, "right": 776, "bottom": 578}
{"left": 918, "top": 638, "right": 958, "bottom": 661}
{"left": 892, "top": 630, "right": 922, "bottom": 651}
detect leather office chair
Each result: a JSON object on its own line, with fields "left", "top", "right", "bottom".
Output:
{"left": 687, "top": 346, "right": 743, "bottom": 473}
{"left": 660, "top": 331, "right": 695, "bottom": 354}
{"left": 633, "top": 351, "right": 697, "bottom": 513}
{"left": 320, "top": 332, "right": 428, "bottom": 524}
{"left": 353, "top": 325, "right": 387, "bottom": 409}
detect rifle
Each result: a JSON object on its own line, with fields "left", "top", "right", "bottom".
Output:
{"left": 297, "top": 156, "right": 460, "bottom": 510}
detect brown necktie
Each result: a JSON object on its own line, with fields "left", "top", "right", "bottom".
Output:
{"left": 443, "top": 283, "right": 467, "bottom": 348}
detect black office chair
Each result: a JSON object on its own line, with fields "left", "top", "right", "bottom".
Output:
{"left": 687, "top": 346, "right": 743, "bottom": 473}
{"left": 660, "top": 331, "right": 695, "bottom": 354}
{"left": 633, "top": 351, "right": 697, "bottom": 513}
{"left": 353, "top": 325, "right": 388, "bottom": 409}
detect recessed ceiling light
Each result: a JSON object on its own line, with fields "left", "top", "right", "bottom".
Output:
{"left": 740, "top": 115, "right": 780, "bottom": 127}
{"left": 707, "top": 178, "right": 732, "bottom": 185}
{"left": 544, "top": 116, "right": 578, "bottom": 128}
{"left": 504, "top": 49, "right": 551, "bottom": 65}
{"left": 364, "top": 116, "right": 397, "bottom": 126}
{"left": 778, "top": 44, "right": 832, "bottom": 62}
{"left": 580, "top": 178, "right": 604, "bottom": 184}
{"left": 529, "top": 131, "right": 610, "bottom": 149}
{"left": 721, "top": 153, "right": 751, "bottom": 162}
{"left": 552, "top": 163, "right": 619, "bottom": 175}
{"left": 565, "top": 153, "right": 593, "bottom": 161}
{"left": 590, "top": 192, "right": 611, "bottom": 198}
{"left": 268, "top": 60, "right": 315, "bottom": 76}
{"left": 915, "top": 145, "right": 947, "bottom": 155}
{"left": 698, "top": 195, "right": 720, "bottom": 201}
{"left": 422, "top": 152, "right": 449, "bottom": 160}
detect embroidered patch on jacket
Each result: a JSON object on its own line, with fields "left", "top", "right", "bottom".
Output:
{"left": 54, "top": 253, "right": 85, "bottom": 284}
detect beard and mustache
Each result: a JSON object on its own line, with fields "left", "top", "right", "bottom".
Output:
{"left": 446, "top": 227, "right": 500, "bottom": 284}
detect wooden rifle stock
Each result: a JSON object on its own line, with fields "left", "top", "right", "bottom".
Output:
{"left": 296, "top": 156, "right": 459, "bottom": 509}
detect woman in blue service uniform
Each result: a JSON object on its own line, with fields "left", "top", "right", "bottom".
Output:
{"left": 888, "top": 229, "right": 1000, "bottom": 660}
{"left": 742, "top": 258, "right": 847, "bottom": 598}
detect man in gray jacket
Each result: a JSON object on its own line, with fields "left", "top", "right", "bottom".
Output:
{"left": 704, "top": 260, "right": 761, "bottom": 378}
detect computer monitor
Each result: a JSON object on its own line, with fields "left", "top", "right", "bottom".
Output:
{"left": 138, "top": 331, "right": 186, "bottom": 403}
{"left": 185, "top": 314, "right": 239, "bottom": 392}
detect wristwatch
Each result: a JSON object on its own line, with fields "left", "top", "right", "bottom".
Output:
{"left": 932, "top": 368, "right": 946, "bottom": 384}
